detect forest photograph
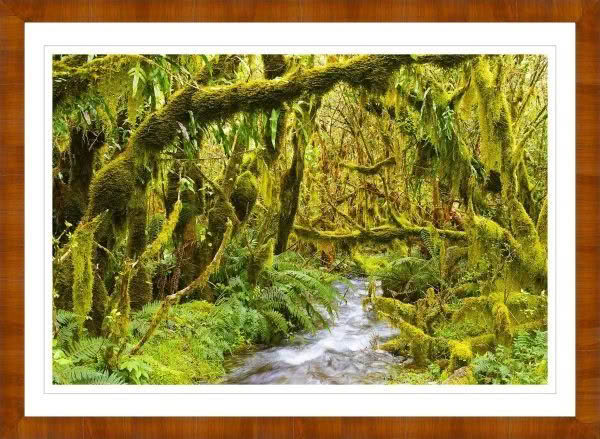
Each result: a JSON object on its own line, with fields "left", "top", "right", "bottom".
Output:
{"left": 51, "top": 53, "right": 549, "bottom": 386}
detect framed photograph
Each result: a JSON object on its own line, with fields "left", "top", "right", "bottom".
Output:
{"left": 1, "top": 1, "right": 598, "bottom": 438}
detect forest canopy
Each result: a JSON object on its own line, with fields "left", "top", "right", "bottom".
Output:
{"left": 52, "top": 53, "right": 548, "bottom": 386}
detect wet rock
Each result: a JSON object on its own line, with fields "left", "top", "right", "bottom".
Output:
{"left": 402, "top": 358, "right": 414, "bottom": 366}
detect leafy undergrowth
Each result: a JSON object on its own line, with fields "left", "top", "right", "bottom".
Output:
{"left": 53, "top": 251, "right": 340, "bottom": 385}
{"left": 472, "top": 330, "right": 547, "bottom": 384}
{"left": 385, "top": 330, "right": 547, "bottom": 385}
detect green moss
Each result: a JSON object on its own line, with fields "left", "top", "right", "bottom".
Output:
{"left": 492, "top": 302, "right": 513, "bottom": 346}
{"left": 247, "top": 238, "right": 275, "bottom": 286}
{"left": 537, "top": 197, "right": 548, "bottom": 250}
{"left": 53, "top": 252, "right": 74, "bottom": 311}
{"left": 53, "top": 54, "right": 138, "bottom": 108}
{"left": 230, "top": 171, "right": 258, "bottom": 222}
{"left": 474, "top": 57, "right": 515, "bottom": 177}
{"left": 146, "top": 212, "right": 166, "bottom": 243}
{"left": 341, "top": 156, "right": 396, "bottom": 175}
{"left": 55, "top": 184, "right": 87, "bottom": 233}
{"left": 506, "top": 197, "right": 546, "bottom": 290}
{"left": 447, "top": 340, "right": 473, "bottom": 373}
{"left": 372, "top": 297, "right": 416, "bottom": 324}
{"left": 495, "top": 290, "right": 546, "bottom": 323}
{"left": 87, "top": 276, "right": 108, "bottom": 335}
{"left": 141, "top": 338, "right": 224, "bottom": 384}
{"left": 464, "top": 214, "right": 506, "bottom": 267}
{"left": 126, "top": 187, "right": 148, "bottom": 259}
{"left": 442, "top": 366, "right": 476, "bottom": 385}
{"left": 387, "top": 366, "right": 437, "bottom": 384}
{"left": 141, "top": 200, "right": 182, "bottom": 263}
{"left": 241, "top": 151, "right": 259, "bottom": 175}
{"left": 452, "top": 296, "right": 492, "bottom": 324}
{"left": 379, "top": 315, "right": 431, "bottom": 367}
{"left": 514, "top": 319, "right": 546, "bottom": 333}
{"left": 129, "top": 266, "right": 153, "bottom": 311}
{"left": 71, "top": 213, "right": 104, "bottom": 335}
{"left": 351, "top": 249, "right": 389, "bottom": 276}
{"left": 86, "top": 152, "right": 136, "bottom": 227}
{"left": 129, "top": 86, "right": 197, "bottom": 154}
{"left": 379, "top": 336, "right": 411, "bottom": 356}
{"left": 449, "top": 282, "right": 479, "bottom": 299}
{"left": 466, "top": 333, "right": 496, "bottom": 355}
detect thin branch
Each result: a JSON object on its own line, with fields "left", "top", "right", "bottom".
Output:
{"left": 129, "top": 220, "right": 233, "bottom": 356}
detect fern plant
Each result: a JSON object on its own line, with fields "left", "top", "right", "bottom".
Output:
{"left": 53, "top": 309, "right": 138, "bottom": 384}
{"left": 255, "top": 252, "right": 339, "bottom": 336}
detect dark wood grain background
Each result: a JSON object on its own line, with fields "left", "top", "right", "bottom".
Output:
{"left": 0, "top": 1, "right": 598, "bottom": 438}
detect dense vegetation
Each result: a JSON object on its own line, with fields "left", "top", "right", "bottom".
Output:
{"left": 52, "top": 54, "right": 548, "bottom": 385}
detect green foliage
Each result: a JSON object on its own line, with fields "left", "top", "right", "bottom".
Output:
{"left": 53, "top": 312, "right": 128, "bottom": 384}
{"left": 117, "top": 357, "right": 153, "bottom": 384}
{"left": 52, "top": 54, "right": 548, "bottom": 386}
{"left": 472, "top": 330, "right": 547, "bottom": 384}
{"left": 387, "top": 365, "right": 438, "bottom": 384}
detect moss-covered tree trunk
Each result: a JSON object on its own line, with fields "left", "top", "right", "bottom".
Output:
{"left": 275, "top": 131, "right": 306, "bottom": 255}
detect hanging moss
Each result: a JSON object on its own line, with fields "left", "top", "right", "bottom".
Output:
{"left": 230, "top": 171, "right": 258, "bottom": 222}
{"left": 195, "top": 201, "right": 238, "bottom": 276}
{"left": 147, "top": 212, "right": 166, "bottom": 243}
{"left": 275, "top": 131, "right": 306, "bottom": 254}
{"left": 126, "top": 187, "right": 148, "bottom": 259}
{"left": 474, "top": 57, "right": 515, "bottom": 175}
{"left": 247, "top": 238, "right": 275, "bottom": 286}
{"left": 71, "top": 213, "right": 105, "bottom": 335}
{"left": 492, "top": 302, "right": 513, "bottom": 346}
{"left": 141, "top": 200, "right": 182, "bottom": 263}
{"left": 351, "top": 249, "right": 389, "bottom": 276}
{"left": 129, "top": 265, "right": 153, "bottom": 311}
{"left": 517, "top": 160, "right": 535, "bottom": 217}
{"left": 53, "top": 252, "right": 74, "bottom": 311}
{"left": 86, "top": 275, "right": 108, "bottom": 335}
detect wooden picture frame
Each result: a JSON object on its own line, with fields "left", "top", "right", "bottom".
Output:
{"left": 0, "top": 1, "right": 597, "bottom": 437}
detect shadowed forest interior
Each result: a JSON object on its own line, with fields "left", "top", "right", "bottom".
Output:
{"left": 52, "top": 53, "right": 548, "bottom": 385}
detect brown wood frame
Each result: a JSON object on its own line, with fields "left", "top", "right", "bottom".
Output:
{"left": 0, "top": 1, "right": 597, "bottom": 438}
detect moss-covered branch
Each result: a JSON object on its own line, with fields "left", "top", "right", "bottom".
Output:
{"left": 53, "top": 55, "right": 142, "bottom": 107}
{"left": 293, "top": 223, "right": 467, "bottom": 246}
{"left": 341, "top": 156, "right": 396, "bottom": 175}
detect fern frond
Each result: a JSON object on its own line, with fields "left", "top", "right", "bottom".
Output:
{"left": 262, "top": 310, "right": 289, "bottom": 335}
{"left": 68, "top": 337, "right": 106, "bottom": 362}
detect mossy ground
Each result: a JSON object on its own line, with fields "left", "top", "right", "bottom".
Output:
{"left": 130, "top": 300, "right": 246, "bottom": 384}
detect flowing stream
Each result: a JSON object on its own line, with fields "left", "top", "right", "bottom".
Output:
{"left": 224, "top": 278, "right": 408, "bottom": 384}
